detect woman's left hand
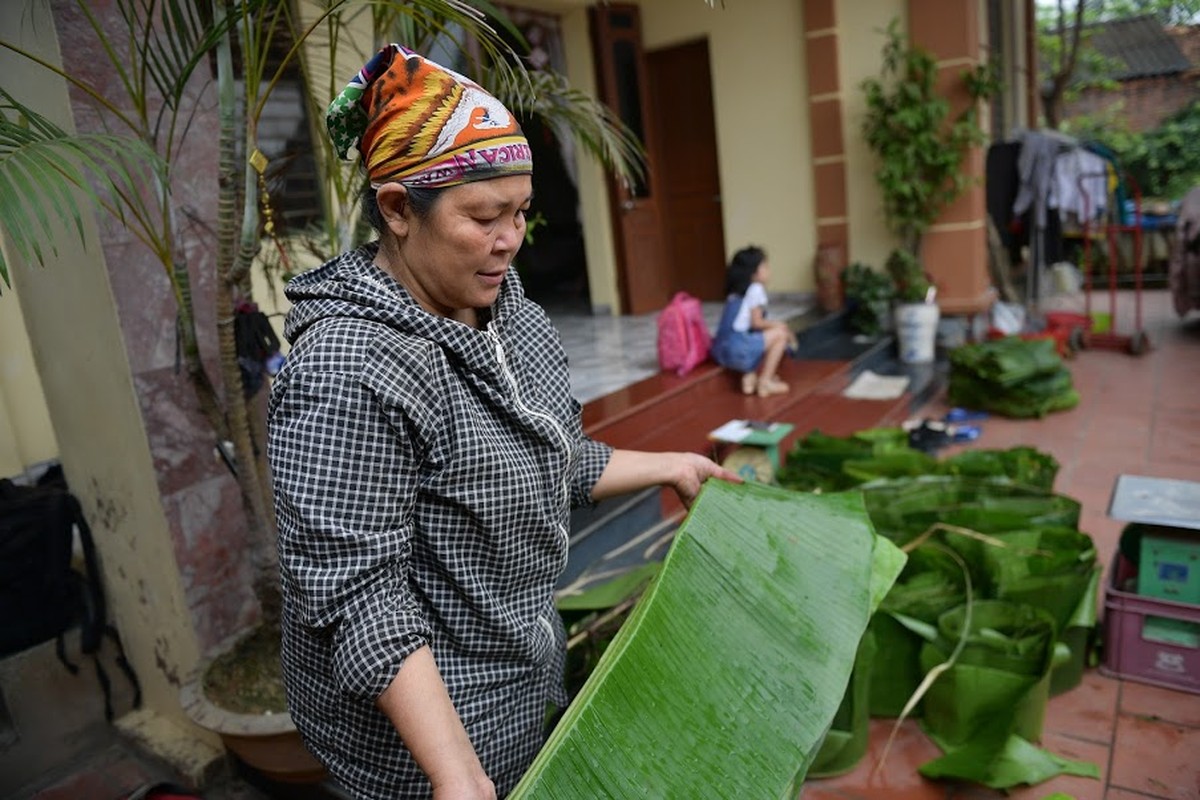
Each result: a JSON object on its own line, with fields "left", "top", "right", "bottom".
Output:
{"left": 666, "top": 451, "right": 742, "bottom": 508}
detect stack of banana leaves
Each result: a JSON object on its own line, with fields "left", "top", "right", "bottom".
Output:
{"left": 778, "top": 433, "right": 1102, "bottom": 790}
{"left": 528, "top": 481, "right": 906, "bottom": 798}
{"left": 947, "top": 337, "right": 1080, "bottom": 418}
{"left": 778, "top": 428, "right": 1059, "bottom": 493}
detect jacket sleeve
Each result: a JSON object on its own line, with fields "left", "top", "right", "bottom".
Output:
{"left": 269, "top": 367, "right": 432, "bottom": 700}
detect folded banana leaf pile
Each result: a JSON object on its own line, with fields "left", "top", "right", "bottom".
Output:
{"left": 518, "top": 481, "right": 906, "bottom": 798}
{"left": 948, "top": 337, "right": 1080, "bottom": 418}
{"left": 916, "top": 602, "right": 1099, "bottom": 788}
{"left": 816, "top": 475, "right": 1101, "bottom": 790}
{"left": 779, "top": 428, "right": 1059, "bottom": 494}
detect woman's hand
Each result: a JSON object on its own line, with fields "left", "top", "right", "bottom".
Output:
{"left": 593, "top": 450, "right": 742, "bottom": 508}
{"left": 666, "top": 451, "right": 743, "bottom": 508}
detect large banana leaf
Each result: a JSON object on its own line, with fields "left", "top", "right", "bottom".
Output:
{"left": 809, "top": 628, "right": 877, "bottom": 777}
{"left": 510, "top": 481, "right": 906, "bottom": 799}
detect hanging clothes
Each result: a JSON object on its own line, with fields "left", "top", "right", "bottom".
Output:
{"left": 1052, "top": 148, "right": 1109, "bottom": 226}
{"left": 1169, "top": 185, "right": 1200, "bottom": 317}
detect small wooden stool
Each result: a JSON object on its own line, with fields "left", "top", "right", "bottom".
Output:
{"left": 708, "top": 420, "right": 795, "bottom": 482}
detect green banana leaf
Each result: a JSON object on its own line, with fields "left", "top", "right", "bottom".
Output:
{"left": 510, "top": 481, "right": 906, "bottom": 799}
{"left": 1049, "top": 566, "right": 1102, "bottom": 696}
{"left": 779, "top": 428, "right": 913, "bottom": 492}
{"left": 916, "top": 600, "right": 1099, "bottom": 789}
{"left": 948, "top": 337, "right": 1065, "bottom": 387}
{"left": 948, "top": 369, "right": 1080, "bottom": 419}
{"left": 841, "top": 451, "right": 939, "bottom": 484}
{"left": 861, "top": 477, "right": 1081, "bottom": 546}
{"left": 780, "top": 431, "right": 1063, "bottom": 495}
{"left": 939, "top": 447, "right": 1060, "bottom": 491}
{"left": 868, "top": 547, "right": 967, "bottom": 717}
{"left": 947, "top": 526, "right": 1100, "bottom": 697}
{"left": 980, "top": 527, "right": 1096, "bottom": 628}
{"left": 809, "top": 629, "right": 877, "bottom": 777}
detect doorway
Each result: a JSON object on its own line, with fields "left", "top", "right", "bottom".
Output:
{"left": 647, "top": 38, "right": 726, "bottom": 302}
{"left": 591, "top": 6, "right": 726, "bottom": 313}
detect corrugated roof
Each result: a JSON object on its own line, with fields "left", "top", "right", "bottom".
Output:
{"left": 1088, "top": 15, "right": 1193, "bottom": 79}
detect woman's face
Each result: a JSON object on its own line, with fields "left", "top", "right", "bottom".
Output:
{"left": 390, "top": 175, "right": 533, "bottom": 317}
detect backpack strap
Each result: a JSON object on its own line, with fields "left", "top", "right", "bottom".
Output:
{"left": 67, "top": 493, "right": 143, "bottom": 721}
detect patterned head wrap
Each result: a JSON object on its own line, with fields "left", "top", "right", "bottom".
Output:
{"left": 326, "top": 44, "right": 532, "bottom": 189}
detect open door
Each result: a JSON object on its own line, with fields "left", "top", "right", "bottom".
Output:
{"left": 589, "top": 3, "right": 671, "bottom": 315}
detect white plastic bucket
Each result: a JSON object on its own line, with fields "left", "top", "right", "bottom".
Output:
{"left": 894, "top": 302, "right": 941, "bottom": 364}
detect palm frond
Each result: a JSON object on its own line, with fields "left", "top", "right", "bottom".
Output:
{"left": 493, "top": 69, "right": 646, "bottom": 190}
{"left": 0, "top": 90, "right": 164, "bottom": 291}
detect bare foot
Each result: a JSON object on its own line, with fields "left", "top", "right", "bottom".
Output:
{"left": 757, "top": 377, "right": 790, "bottom": 397}
{"left": 741, "top": 372, "right": 758, "bottom": 395}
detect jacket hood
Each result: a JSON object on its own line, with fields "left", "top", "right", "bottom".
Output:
{"left": 283, "top": 241, "right": 527, "bottom": 352}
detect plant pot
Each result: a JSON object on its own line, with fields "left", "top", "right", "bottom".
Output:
{"left": 180, "top": 631, "right": 327, "bottom": 785}
{"left": 181, "top": 678, "right": 326, "bottom": 784}
{"left": 894, "top": 302, "right": 940, "bottom": 364}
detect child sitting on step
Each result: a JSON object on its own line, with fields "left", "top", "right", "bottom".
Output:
{"left": 710, "top": 245, "right": 798, "bottom": 397}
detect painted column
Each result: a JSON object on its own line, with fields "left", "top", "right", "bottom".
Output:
{"left": 908, "top": 0, "right": 995, "bottom": 315}
{"left": 803, "top": 0, "right": 849, "bottom": 264}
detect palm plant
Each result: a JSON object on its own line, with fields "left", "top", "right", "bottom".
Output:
{"left": 1, "top": 0, "right": 645, "bottom": 710}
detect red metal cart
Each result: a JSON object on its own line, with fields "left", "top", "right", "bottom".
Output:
{"left": 1077, "top": 170, "right": 1151, "bottom": 356}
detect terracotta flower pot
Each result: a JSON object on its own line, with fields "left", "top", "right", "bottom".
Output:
{"left": 180, "top": 639, "right": 326, "bottom": 785}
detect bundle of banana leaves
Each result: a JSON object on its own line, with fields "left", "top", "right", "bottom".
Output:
{"left": 947, "top": 337, "right": 1080, "bottom": 418}
{"left": 916, "top": 601, "right": 1100, "bottom": 789}
{"left": 778, "top": 430, "right": 1059, "bottom": 494}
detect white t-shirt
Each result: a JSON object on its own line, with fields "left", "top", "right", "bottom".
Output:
{"left": 733, "top": 282, "right": 768, "bottom": 333}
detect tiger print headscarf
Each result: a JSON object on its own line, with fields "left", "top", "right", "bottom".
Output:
{"left": 326, "top": 44, "right": 532, "bottom": 188}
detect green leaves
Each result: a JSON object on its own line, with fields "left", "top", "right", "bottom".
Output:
{"left": 490, "top": 69, "right": 646, "bottom": 194}
{"left": 0, "top": 89, "right": 163, "bottom": 290}
{"left": 512, "top": 481, "right": 905, "bottom": 799}
{"left": 860, "top": 19, "right": 998, "bottom": 250}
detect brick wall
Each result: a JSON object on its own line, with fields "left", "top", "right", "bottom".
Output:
{"left": 1169, "top": 25, "right": 1200, "bottom": 65}
{"left": 1067, "top": 71, "right": 1199, "bottom": 132}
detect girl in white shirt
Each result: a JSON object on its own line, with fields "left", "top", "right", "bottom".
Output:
{"left": 710, "top": 246, "right": 797, "bottom": 397}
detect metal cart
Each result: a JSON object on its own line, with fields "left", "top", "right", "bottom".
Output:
{"left": 1077, "top": 170, "right": 1151, "bottom": 356}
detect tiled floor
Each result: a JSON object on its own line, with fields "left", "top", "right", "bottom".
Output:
{"left": 21, "top": 290, "right": 1200, "bottom": 800}
{"left": 546, "top": 293, "right": 812, "bottom": 403}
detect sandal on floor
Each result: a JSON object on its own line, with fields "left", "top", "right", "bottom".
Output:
{"left": 741, "top": 372, "right": 758, "bottom": 395}
{"left": 757, "top": 377, "right": 790, "bottom": 397}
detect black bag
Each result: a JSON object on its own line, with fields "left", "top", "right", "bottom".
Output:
{"left": 0, "top": 470, "right": 141, "bottom": 720}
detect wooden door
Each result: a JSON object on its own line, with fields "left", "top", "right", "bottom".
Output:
{"left": 647, "top": 39, "right": 726, "bottom": 302}
{"left": 589, "top": 3, "right": 671, "bottom": 315}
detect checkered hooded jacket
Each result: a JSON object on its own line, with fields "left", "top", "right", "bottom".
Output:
{"left": 267, "top": 242, "right": 612, "bottom": 798}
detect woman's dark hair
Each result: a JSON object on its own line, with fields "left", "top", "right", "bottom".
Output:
{"left": 724, "top": 245, "right": 767, "bottom": 296}
{"left": 361, "top": 184, "right": 445, "bottom": 235}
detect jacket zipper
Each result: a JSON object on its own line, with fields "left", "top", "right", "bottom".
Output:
{"left": 487, "top": 324, "right": 573, "bottom": 570}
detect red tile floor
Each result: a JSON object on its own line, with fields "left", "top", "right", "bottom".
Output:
{"left": 804, "top": 290, "right": 1200, "bottom": 800}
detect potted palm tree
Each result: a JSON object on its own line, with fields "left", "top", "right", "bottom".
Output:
{"left": 860, "top": 20, "right": 999, "bottom": 364}
{"left": 1, "top": 0, "right": 643, "bottom": 783}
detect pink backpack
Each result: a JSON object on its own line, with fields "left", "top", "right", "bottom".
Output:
{"left": 657, "top": 292, "right": 712, "bottom": 376}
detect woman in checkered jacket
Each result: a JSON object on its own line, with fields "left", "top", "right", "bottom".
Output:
{"left": 266, "top": 45, "right": 736, "bottom": 800}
